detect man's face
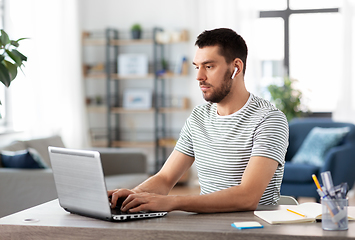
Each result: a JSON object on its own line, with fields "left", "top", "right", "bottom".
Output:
{"left": 193, "top": 46, "right": 234, "bottom": 103}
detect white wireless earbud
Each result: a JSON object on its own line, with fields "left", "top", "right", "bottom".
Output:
{"left": 231, "top": 67, "right": 238, "bottom": 79}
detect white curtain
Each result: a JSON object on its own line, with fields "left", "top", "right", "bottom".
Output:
{"left": 5, "top": 0, "right": 88, "bottom": 148}
{"left": 333, "top": 0, "right": 355, "bottom": 123}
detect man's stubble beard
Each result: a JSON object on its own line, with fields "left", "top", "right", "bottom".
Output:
{"left": 201, "top": 69, "right": 233, "bottom": 103}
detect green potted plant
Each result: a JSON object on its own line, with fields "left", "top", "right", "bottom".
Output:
{"left": 0, "top": 29, "right": 27, "bottom": 117}
{"left": 267, "top": 77, "right": 304, "bottom": 122}
{"left": 131, "top": 24, "right": 142, "bottom": 39}
{"left": 0, "top": 29, "right": 27, "bottom": 88}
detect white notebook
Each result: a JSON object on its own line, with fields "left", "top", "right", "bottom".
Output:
{"left": 254, "top": 202, "right": 355, "bottom": 225}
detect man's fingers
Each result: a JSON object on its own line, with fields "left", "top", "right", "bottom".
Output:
{"left": 107, "top": 189, "right": 117, "bottom": 196}
{"left": 108, "top": 189, "right": 134, "bottom": 208}
{"left": 111, "top": 191, "right": 120, "bottom": 208}
{"left": 121, "top": 198, "right": 145, "bottom": 212}
{"left": 121, "top": 194, "right": 135, "bottom": 211}
{"left": 127, "top": 204, "right": 146, "bottom": 213}
{"left": 121, "top": 195, "right": 147, "bottom": 212}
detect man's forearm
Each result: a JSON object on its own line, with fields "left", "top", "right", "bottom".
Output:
{"left": 133, "top": 173, "right": 174, "bottom": 196}
{"left": 169, "top": 156, "right": 279, "bottom": 213}
{"left": 120, "top": 183, "right": 261, "bottom": 213}
{"left": 171, "top": 185, "right": 259, "bottom": 213}
{"left": 133, "top": 150, "right": 194, "bottom": 196}
{"left": 121, "top": 156, "right": 278, "bottom": 213}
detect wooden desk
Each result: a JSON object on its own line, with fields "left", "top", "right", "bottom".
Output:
{"left": 1, "top": 200, "right": 355, "bottom": 240}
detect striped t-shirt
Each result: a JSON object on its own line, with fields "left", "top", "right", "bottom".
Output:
{"left": 174, "top": 93, "right": 289, "bottom": 205}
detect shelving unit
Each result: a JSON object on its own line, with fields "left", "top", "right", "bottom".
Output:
{"left": 82, "top": 27, "right": 189, "bottom": 172}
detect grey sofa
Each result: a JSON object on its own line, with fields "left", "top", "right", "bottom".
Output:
{"left": 0, "top": 135, "right": 149, "bottom": 218}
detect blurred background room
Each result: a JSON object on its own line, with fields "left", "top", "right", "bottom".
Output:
{"left": 0, "top": 0, "right": 355, "bottom": 216}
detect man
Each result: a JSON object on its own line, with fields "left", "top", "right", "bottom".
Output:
{"left": 109, "top": 28, "right": 288, "bottom": 213}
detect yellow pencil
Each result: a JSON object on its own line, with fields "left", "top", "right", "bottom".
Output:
{"left": 312, "top": 174, "right": 337, "bottom": 219}
{"left": 312, "top": 174, "right": 322, "bottom": 192}
{"left": 286, "top": 208, "right": 307, "bottom": 218}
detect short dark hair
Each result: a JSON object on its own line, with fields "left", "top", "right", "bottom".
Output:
{"left": 195, "top": 28, "right": 248, "bottom": 74}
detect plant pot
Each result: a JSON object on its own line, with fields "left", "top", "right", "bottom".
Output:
{"left": 131, "top": 30, "right": 141, "bottom": 39}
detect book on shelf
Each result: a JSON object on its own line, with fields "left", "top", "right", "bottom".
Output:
{"left": 254, "top": 202, "right": 355, "bottom": 225}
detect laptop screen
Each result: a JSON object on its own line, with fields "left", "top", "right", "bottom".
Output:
{"left": 49, "top": 147, "right": 112, "bottom": 220}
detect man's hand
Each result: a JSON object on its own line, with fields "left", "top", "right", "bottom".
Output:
{"left": 108, "top": 188, "right": 136, "bottom": 209}
{"left": 107, "top": 150, "right": 194, "bottom": 212}
{"left": 121, "top": 192, "right": 175, "bottom": 213}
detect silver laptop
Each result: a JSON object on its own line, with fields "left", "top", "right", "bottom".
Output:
{"left": 48, "top": 146, "right": 167, "bottom": 221}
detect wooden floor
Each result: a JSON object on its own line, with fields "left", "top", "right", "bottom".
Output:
{"left": 170, "top": 185, "right": 355, "bottom": 206}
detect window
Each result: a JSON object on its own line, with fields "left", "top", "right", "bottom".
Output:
{"left": 257, "top": 0, "right": 341, "bottom": 113}
{"left": 289, "top": 13, "right": 341, "bottom": 112}
{"left": 289, "top": 0, "right": 339, "bottom": 10}
{"left": 255, "top": 17, "right": 284, "bottom": 97}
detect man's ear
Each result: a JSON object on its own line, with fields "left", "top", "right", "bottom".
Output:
{"left": 233, "top": 58, "right": 244, "bottom": 75}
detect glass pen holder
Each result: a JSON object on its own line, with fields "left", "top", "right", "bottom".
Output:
{"left": 322, "top": 198, "right": 348, "bottom": 231}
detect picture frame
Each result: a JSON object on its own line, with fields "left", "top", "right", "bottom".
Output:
{"left": 118, "top": 54, "right": 148, "bottom": 76}
{"left": 123, "top": 88, "right": 152, "bottom": 109}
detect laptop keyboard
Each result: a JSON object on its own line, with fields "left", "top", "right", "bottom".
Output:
{"left": 111, "top": 208, "right": 147, "bottom": 215}
{"left": 111, "top": 208, "right": 127, "bottom": 215}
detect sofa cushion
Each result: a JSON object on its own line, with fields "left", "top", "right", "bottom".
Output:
{"left": 291, "top": 127, "right": 350, "bottom": 167}
{"left": 24, "top": 135, "right": 65, "bottom": 167}
{"left": 0, "top": 141, "right": 27, "bottom": 152}
{"left": 283, "top": 162, "right": 319, "bottom": 183}
{"left": 28, "top": 148, "right": 49, "bottom": 168}
{"left": 0, "top": 150, "right": 47, "bottom": 169}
